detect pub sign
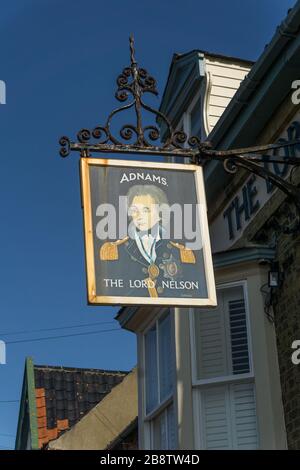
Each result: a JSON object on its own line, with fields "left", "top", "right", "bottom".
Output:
{"left": 80, "top": 158, "right": 216, "bottom": 307}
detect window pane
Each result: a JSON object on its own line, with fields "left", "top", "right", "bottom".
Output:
{"left": 228, "top": 298, "right": 250, "bottom": 374}
{"left": 190, "top": 98, "right": 201, "bottom": 137}
{"left": 159, "top": 313, "right": 173, "bottom": 402}
{"left": 194, "top": 285, "right": 250, "bottom": 380}
{"left": 153, "top": 410, "right": 167, "bottom": 450}
{"left": 145, "top": 326, "right": 158, "bottom": 414}
{"left": 167, "top": 404, "right": 177, "bottom": 449}
{"left": 152, "top": 404, "right": 177, "bottom": 450}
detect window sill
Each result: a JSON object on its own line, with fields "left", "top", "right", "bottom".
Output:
{"left": 192, "top": 372, "right": 254, "bottom": 388}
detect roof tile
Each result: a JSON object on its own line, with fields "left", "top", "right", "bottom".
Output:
{"left": 33, "top": 364, "right": 128, "bottom": 449}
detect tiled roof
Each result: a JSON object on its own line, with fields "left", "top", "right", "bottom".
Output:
{"left": 33, "top": 364, "right": 128, "bottom": 449}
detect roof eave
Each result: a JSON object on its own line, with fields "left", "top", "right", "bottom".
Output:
{"left": 158, "top": 51, "right": 205, "bottom": 138}
{"left": 209, "top": 1, "right": 300, "bottom": 149}
{"left": 205, "top": 1, "right": 300, "bottom": 204}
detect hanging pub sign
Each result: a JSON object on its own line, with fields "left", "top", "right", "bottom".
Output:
{"left": 80, "top": 158, "right": 217, "bottom": 306}
{"left": 60, "top": 37, "right": 299, "bottom": 308}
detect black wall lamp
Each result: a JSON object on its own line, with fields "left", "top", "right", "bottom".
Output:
{"left": 268, "top": 262, "right": 284, "bottom": 288}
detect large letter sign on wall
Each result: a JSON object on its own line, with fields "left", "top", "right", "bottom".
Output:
{"left": 80, "top": 158, "right": 217, "bottom": 307}
{"left": 210, "top": 116, "right": 300, "bottom": 253}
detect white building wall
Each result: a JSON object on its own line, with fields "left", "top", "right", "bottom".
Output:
{"left": 203, "top": 57, "right": 251, "bottom": 133}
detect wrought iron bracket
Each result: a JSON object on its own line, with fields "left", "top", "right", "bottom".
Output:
{"left": 197, "top": 143, "right": 300, "bottom": 219}
{"left": 59, "top": 35, "right": 300, "bottom": 233}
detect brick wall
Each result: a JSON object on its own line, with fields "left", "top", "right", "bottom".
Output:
{"left": 208, "top": 100, "right": 300, "bottom": 449}
{"left": 273, "top": 235, "right": 300, "bottom": 449}
{"left": 247, "top": 195, "right": 300, "bottom": 449}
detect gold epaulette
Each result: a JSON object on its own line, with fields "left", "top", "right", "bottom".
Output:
{"left": 100, "top": 236, "right": 129, "bottom": 261}
{"left": 170, "top": 241, "right": 196, "bottom": 264}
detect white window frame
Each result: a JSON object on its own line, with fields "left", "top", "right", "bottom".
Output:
{"left": 141, "top": 309, "right": 178, "bottom": 449}
{"left": 190, "top": 280, "right": 258, "bottom": 449}
{"left": 175, "top": 91, "right": 202, "bottom": 142}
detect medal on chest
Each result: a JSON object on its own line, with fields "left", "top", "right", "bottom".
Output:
{"left": 148, "top": 263, "right": 160, "bottom": 280}
{"left": 159, "top": 254, "right": 180, "bottom": 279}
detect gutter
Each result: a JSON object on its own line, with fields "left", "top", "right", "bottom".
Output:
{"left": 209, "top": 1, "right": 300, "bottom": 149}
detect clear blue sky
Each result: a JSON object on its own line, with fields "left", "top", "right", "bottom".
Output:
{"left": 0, "top": 0, "right": 296, "bottom": 449}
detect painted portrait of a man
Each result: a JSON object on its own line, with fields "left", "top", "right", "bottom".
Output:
{"left": 99, "top": 184, "right": 207, "bottom": 298}
{"left": 82, "top": 159, "right": 216, "bottom": 306}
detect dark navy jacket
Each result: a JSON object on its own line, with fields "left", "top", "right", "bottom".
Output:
{"left": 96, "top": 236, "right": 208, "bottom": 299}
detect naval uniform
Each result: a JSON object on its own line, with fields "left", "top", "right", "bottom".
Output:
{"left": 98, "top": 226, "right": 207, "bottom": 298}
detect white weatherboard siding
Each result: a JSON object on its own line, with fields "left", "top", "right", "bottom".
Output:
{"left": 204, "top": 58, "right": 251, "bottom": 133}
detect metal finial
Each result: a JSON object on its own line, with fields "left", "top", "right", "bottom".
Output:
{"left": 129, "top": 34, "right": 136, "bottom": 65}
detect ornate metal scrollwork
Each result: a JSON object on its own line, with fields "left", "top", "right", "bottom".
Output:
{"left": 59, "top": 35, "right": 196, "bottom": 157}
{"left": 59, "top": 35, "right": 300, "bottom": 231}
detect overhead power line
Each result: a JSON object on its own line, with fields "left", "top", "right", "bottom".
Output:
{"left": 0, "top": 400, "right": 19, "bottom": 404}
{"left": 0, "top": 320, "right": 116, "bottom": 337}
{"left": 6, "top": 327, "right": 121, "bottom": 345}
